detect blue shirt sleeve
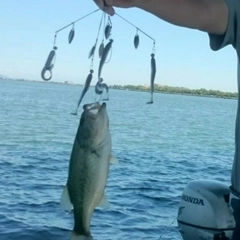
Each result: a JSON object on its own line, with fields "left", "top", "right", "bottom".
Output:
{"left": 208, "top": 0, "right": 240, "bottom": 52}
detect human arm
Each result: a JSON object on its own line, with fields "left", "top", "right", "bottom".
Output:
{"left": 93, "top": 0, "right": 229, "bottom": 35}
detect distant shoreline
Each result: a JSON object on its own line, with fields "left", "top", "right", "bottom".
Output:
{"left": 0, "top": 78, "right": 84, "bottom": 87}
{"left": 109, "top": 87, "right": 238, "bottom": 100}
{"left": 1, "top": 78, "right": 238, "bottom": 100}
{"left": 109, "top": 84, "right": 238, "bottom": 100}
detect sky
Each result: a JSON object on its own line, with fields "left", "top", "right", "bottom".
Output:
{"left": 0, "top": 0, "right": 238, "bottom": 92}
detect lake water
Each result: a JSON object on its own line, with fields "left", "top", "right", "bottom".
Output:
{"left": 0, "top": 79, "right": 237, "bottom": 239}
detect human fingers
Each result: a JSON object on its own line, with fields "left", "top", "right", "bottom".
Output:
{"left": 93, "top": 0, "right": 115, "bottom": 16}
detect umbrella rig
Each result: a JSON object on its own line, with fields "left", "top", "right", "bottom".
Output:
{"left": 41, "top": 9, "right": 157, "bottom": 115}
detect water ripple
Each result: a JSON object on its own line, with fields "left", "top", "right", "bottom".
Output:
{"left": 0, "top": 80, "right": 236, "bottom": 239}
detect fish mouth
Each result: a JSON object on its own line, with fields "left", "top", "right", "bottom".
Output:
{"left": 83, "top": 102, "right": 106, "bottom": 118}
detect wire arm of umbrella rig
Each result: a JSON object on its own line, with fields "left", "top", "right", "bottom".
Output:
{"left": 115, "top": 13, "right": 157, "bottom": 104}
{"left": 40, "top": 9, "right": 157, "bottom": 104}
{"left": 41, "top": 9, "right": 100, "bottom": 81}
{"left": 71, "top": 11, "right": 107, "bottom": 115}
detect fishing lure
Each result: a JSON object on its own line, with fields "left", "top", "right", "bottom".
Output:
{"left": 105, "top": 24, "right": 112, "bottom": 39}
{"left": 95, "top": 78, "right": 104, "bottom": 94}
{"left": 41, "top": 46, "right": 57, "bottom": 81}
{"left": 101, "top": 83, "right": 109, "bottom": 100}
{"left": 98, "top": 39, "right": 113, "bottom": 80}
{"left": 134, "top": 31, "right": 140, "bottom": 49}
{"left": 147, "top": 53, "right": 156, "bottom": 104}
{"left": 89, "top": 44, "right": 96, "bottom": 59}
{"left": 104, "top": 15, "right": 112, "bottom": 40}
{"left": 99, "top": 42, "right": 104, "bottom": 58}
{"left": 71, "top": 70, "right": 94, "bottom": 115}
{"left": 72, "top": 12, "right": 105, "bottom": 113}
{"left": 42, "top": 10, "right": 157, "bottom": 107}
{"left": 41, "top": 10, "right": 100, "bottom": 81}
{"left": 68, "top": 25, "right": 75, "bottom": 44}
{"left": 89, "top": 12, "right": 104, "bottom": 60}
{"left": 98, "top": 13, "right": 106, "bottom": 59}
{"left": 95, "top": 78, "right": 104, "bottom": 102}
{"left": 94, "top": 78, "right": 110, "bottom": 101}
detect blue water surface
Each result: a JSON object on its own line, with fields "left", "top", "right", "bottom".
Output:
{"left": 0, "top": 79, "right": 237, "bottom": 239}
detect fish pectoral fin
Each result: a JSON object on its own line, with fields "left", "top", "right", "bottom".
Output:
{"left": 60, "top": 185, "right": 73, "bottom": 212}
{"left": 109, "top": 154, "right": 119, "bottom": 165}
{"left": 98, "top": 193, "right": 110, "bottom": 209}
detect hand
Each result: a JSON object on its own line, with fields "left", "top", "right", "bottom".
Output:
{"left": 93, "top": 0, "right": 135, "bottom": 16}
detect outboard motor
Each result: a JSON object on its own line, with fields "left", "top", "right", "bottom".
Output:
{"left": 229, "top": 186, "right": 240, "bottom": 239}
{"left": 177, "top": 180, "right": 235, "bottom": 240}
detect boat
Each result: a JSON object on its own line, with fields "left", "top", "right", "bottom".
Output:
{"left": 177, "top": 178, "right": 240, "bottom": 239}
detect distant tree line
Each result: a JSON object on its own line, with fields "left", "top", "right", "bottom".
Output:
{"left": 109, "top": 84, "right": 238, "bottom": 99}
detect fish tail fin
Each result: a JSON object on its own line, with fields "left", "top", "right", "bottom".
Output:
{"left": 70, "top": 231, "right": 92, "bottom": 240}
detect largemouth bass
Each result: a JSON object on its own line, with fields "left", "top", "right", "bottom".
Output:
{"left": 60, "top": 102, "right": 118, "bottom": 240}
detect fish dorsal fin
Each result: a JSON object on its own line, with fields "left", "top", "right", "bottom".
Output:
{"left": 98, "top": 193, "right": 110, "bottom": 209}
{"left": 109, "top": 154, "right": 119, "bottom": 165}
{"left": 60, "top": 185, "right": 73, "bottom": 212}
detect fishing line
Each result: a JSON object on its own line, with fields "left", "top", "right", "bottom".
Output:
{"left": 97, "top": 13, "right": 105, "bottom": 40}
{"left": 55, "top": 9, "right": 100, "bottom": 35}
{"left": 115, "top": 12, "right": 157, "bottom": 104}
{"left": 89, "top": 11, "right": 105, "bottom": 68}
{"left": 115, "top": 12, "right": 155, "bottom": 42}
{"left": 42, "top": 8, "right": 158, "bottom": 104}
{"left": 158, "top": 218, "right": 176, "bottom": 239}
{"left": 53, "top": 34, "right": 57, "bottom": 48}
{"left": 104, "top": 45, "right": 113, "bottom": 64}
{"left": 103, "top": 13, "right": 106, "bottom": 40}
{"left": 54, "top": 9, "right": 100, "bottom": 47}
{"left": 41, "top": 9, "right": 100, "bottom": 82}
{"left": 72, "top": 12, "right": 105, "bottom": 115}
